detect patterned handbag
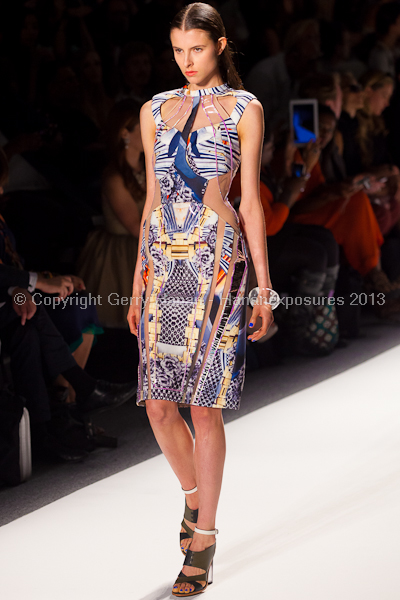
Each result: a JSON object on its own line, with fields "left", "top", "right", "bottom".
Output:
{"left": 303, "top": 302, "right": 339, "bottom": 356}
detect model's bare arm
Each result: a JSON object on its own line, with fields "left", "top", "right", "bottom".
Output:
{"left": 238, "top": 100, "right": 271, "bottom": 289}
{"left": 237, "top": 100, "right": 274, "bottom": 341}
{"left": 127, "top": 100, "right": 156, "bottom": 334}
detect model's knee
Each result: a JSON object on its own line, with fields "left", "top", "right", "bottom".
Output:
{"left": 191, "top": 406, "right": 222, "bottom": 430}
{"left": 146, "top": 400, "right": 178, "bottom": 426}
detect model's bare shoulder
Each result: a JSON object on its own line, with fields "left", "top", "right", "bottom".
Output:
{"left": 140, "top": 100, "right": 153, "bottom": 120}
{"left": 237, "top": 98, "right": 264, "bottom": 139}
{"left": 240, "top": 98, "right": 264, "bottom": 121}
{"left": 140, "top": 100, "right": 156, "bottom": 137}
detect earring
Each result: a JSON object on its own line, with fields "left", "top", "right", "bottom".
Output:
{"left": 123, "top": 137, "right": 130, "bottom": 148}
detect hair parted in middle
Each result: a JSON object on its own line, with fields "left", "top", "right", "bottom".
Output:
{"left": 170, "top": 2, "right": 244, "bottom": 90}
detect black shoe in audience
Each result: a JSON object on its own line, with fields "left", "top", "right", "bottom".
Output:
{"left": 31, "top": 425, "right": 88, "bottom": 464}
{"left": 77, "top": 380, "right": 137, "bottom": 415}
{"left": 41, "top": 435, "right": 89, "bottom": 463}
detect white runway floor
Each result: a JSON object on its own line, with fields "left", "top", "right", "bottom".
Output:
{"left": 1, "top": 346, "right": 400, "bottom": 600}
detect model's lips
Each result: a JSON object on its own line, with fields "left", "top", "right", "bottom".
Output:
{"left": 185, "top": 71, "right": 197, "bottom": 76}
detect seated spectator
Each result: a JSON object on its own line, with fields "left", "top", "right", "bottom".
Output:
{"left": 245, "top": 19, "right": 321, "bottom": 131}
{"left": 0, "top": 148, "right": 105, "bottom": 405}
{"left": 78, "top": 50, "right": 114, "bottom": 131}
{"left": 230, "top": 130, "right": 340, "bottom": 354}
{"left": 302, "top": 71, "right": 400, "bottom": 239}
{"left": 0, "top": 261, "right": 135, "bottom": 462}
{"left": 368, "top": 2, "right": 400, "bottom": 77}
{"left": 288, "top": 112, "right": 400, "bottom": 316}
{"left": 116, "top": 42, "right": 153, "bottom": 104}
{"left": 341, "top": 70, "right": 395, "bottom": 177}
{"left": 299, "top": 71, "right": 343, "bottom": 118}
{"left": 43, "top": 61, "right": 102, "bottom": 184}
{"left": 322, "top": 101, "right": 400, "bottom": 242}
{"left": 233, "top": 130, "right": 340, "bottom": 294}
{"left": 337, "top": 71, "right": 365, "bottom": 176}
{"left": 338, "top": 70, "right": 400, "bottom": 233}
{"left": 78, "top": 100, "right": 145, "bottom": 328}
{"left": 318, "top": 20, "right": 367, "bottom": 80}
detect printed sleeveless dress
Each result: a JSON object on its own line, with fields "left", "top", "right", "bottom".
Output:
{"left": 137, "top": 83, "right": 256, "bottom": 409}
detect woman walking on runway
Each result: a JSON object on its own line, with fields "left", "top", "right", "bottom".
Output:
{"left": 128, "top": 3, "right": 274, "bottom": 596}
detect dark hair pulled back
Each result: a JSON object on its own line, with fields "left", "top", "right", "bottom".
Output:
{"left": 170, "top": 2, "right": 244, "bottom": 90}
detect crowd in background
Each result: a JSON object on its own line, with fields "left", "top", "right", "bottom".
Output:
{"left": 2, "top": 0, "right": 400, "bottom": 474}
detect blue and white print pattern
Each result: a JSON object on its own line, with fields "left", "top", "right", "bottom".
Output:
{"left": 137, "top": 83, "right": 255, "bottom": 410}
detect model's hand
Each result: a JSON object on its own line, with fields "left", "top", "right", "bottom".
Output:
{"left": 247, "top": 303, "right": 274, "bottom": 342}
{"left": 127, "top": 288, "right": 142, "bottom": 336}
{"left": 11, "top": 288, "right": 37, "bottom": 325}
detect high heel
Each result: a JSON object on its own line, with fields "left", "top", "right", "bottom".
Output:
{"left": 180, "top": 486, "right": 198, "bottom": 555}
{"left": 172, "top": 527, "right": 218, "bottom": 597}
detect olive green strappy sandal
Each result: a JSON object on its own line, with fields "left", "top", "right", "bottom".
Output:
{"left": 172, "top": 527, "right": 218, "bottom": 597}
{"left": 180, "top": 486, "right": 198, "bottom": 555}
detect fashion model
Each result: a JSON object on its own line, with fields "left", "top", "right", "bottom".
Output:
{"left": 127, "top": 3, "right": 273, "bottom": 596}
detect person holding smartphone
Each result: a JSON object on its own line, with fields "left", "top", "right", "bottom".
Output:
{"left": 229, "top": 129, "right": 340, "bottom": 354}
{"left": 289, "top": 105, "right": 400, "bottom": 316}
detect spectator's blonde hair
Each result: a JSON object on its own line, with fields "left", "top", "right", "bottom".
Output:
{"left": 356, "top": 70, "right": 394, "bottom": 167}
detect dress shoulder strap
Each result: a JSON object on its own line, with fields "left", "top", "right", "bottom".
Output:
{"left": 151, "top": 88, "right": 183, "bottom": 126}
{"left": 230, "top": 90, "right": 258, "bottom": 125}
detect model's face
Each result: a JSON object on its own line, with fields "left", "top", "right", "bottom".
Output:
{"left": 367, "top": 83, "right": 393, "bottom": 116}
{"left": 170, "top": 28, "right": 226, "bottom": 88}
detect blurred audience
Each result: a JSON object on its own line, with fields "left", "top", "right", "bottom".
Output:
{"left": 78, "top": 49, "right": 114, "bottom": 131}
{"left": 78, "top": 100, "right": 145, "bottom": 328}
{"left": 117, "top": 41, "right": 153, "bottom": 103}
{"left": 368, "top": 2, "right": 400, "bottom": 77}
{"left": 245, "top": 19, "right": 321, "bottom": 131}
{"left": 0, "top": 150, "right": 136, "bottom": 463}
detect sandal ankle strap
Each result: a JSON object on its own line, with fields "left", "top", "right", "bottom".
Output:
{"left": 194, "top": 526, "right": 218, "bottom": 535}
{"left": 182, "top": 486, "right": 197, "bottom": 494}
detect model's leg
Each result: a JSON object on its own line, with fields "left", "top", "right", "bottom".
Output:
{"left": 174, "top": 406, "right": 226, "bottom": 594}
{"left": 146, "top": 399, "right": 199, "bottom": 547}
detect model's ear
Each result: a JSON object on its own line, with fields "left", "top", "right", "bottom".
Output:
{"left": 217, "top": 37, "right": 227, "bottom": 55}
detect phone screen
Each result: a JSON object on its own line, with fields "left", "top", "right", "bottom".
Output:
{"left": 290, "top": 101, "right": 318, "bottom": 146}
{"left": 292, "top": 163, "right": 304, "bottom": 178}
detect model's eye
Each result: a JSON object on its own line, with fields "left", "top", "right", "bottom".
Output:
{"left": 194, "top": 47, "right": 202, "bottom": 52}
{"left": 174, "top": 48, "right": 182, "bottom": 54}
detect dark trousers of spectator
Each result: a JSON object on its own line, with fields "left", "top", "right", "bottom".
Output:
{"left": 0, "top": 303, "right": 76, "bottom": 424}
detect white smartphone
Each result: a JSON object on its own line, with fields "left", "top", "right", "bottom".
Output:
{"left": 290, "top": 99, "right": 319, "bottom": 147}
